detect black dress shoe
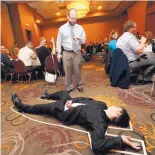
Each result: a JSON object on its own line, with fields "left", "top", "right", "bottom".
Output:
{"left": 77, "top": 87, "right": 84, "bottom": 93}
{"left": 66, "top": 89, "right": 73, "bottom": 93}
{"left": 11, "top": 94, "right": 23, "bottom": 110}
{"left": 40, "top": 90, "right": 49, "bottom": 99}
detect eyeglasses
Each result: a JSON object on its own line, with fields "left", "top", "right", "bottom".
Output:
{"left": 68, "top": 15, "right": 77, "bottom": 21}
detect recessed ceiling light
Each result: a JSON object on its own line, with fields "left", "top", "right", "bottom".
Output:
{"left": 36, "top": 20, "right": 40, "bottom": 23}
{"left": 26, "top": 24, "right": 29, "bottom": 26}
{"left": 98, "top": 6, "right": 102, "bottom": 10}
{"left": 56, "top": 12, "right": 61, "bottom": 16}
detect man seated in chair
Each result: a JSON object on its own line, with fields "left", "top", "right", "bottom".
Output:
{"left": 117, "top": 21, "right": 154, "bottom": 83}
{"left": 12, "top": 90, "right": 141, "bottom": 154}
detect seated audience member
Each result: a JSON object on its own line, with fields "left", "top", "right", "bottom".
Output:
{"left": 1, "top": 46, "right": 15, "bottom": 73}
{"left": 18, "top": 41, "right": 40, "bottom": 72}
{"left": 81, "top": 44, "right": 91, "bottom": 62}
{"left": 36, "top": 37, "right": 55, "bottom": 70}
{"left": 104, "top": 37, "right": 108, "bottom": 45}
{"left": 11, "top": 42, "right": 19, "bottom": 59}
{"left": 48, "top": 38, "right": 56, "bottom": 55}
{"left": 5, "top": 48, "right": 13, "bottom": 60}
{"left": 117, "top": 21, "right": 155, "bottom": 82}
{"left": 135, "top": 32, "right": 141, "bottom": 41}
{"left": 143, "top": 31, "right": 155, "bottom": 67}
{"left": 108, "top": 29, "right": 118, "bottom": 53}
{"left": 12, "top": 90, "right": 141, "bottom": 155}
{"left": 87, "top": 42, "right": 94, "bottom": 54}
{"left": 97, "top": 42, "right": 107, "bottom": 63}
{"left": 143, "top": 31, "right": 153, "bottom": 53}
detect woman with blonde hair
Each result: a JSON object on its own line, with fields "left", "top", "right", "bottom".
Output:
{"left": 108, "top": 29, "right": 118, "bottom": 53}
{"left": 36, "top": 37, "right": 55, "bottom": 70}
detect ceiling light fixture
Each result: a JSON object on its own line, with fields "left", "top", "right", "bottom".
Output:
{"left": 36, "top": 20, "right": 40, "bottom": 23}
{"left": 66, "top": 1, "right": 90, "bottom": 18}
{"left": 98, "top": 6, "right": 102, "bottom": 10}
{"left": 56, "top": 12, "right": 61, "bottom": 16}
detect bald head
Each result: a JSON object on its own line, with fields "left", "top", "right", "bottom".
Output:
{"left": 67, "top": 8, "right": 77, "bottom": 26}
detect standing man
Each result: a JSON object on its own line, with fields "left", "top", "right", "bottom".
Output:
{"left": 56, "top": 8, "right": 86, "bottom": 93}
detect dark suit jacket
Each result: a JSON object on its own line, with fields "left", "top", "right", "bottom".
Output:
{"left": 36, "top": 46, "right": 51, "bottom": 69}
{"left": 48, "top": 91, "right": 124, "bottom": 154}
{"left": 1, "top": 53, "right": 14, "bottom": 73}
{"left": 109, "top": 48, "right": 130, "bottom": 89}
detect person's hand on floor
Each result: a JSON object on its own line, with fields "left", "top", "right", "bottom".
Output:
{"left": 121, "top": 135, "right": 141, "bottom": 150}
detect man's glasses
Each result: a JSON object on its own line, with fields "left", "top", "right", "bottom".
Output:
{"left": 68, "top": 15, "right": 77, "bottom": 21}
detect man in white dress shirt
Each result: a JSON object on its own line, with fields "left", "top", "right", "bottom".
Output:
{"left": 18, "top": 41, "right": 39, "bottom": 72}
{"left": 56, "top": 8, "right": 86, "bottom": 93}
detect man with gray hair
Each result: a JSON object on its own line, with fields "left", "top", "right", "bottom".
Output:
{"left": 117, "top": 21, "right": 154, "bottom": 82}
{"left": 56, "top": 8, "right": 86, "bottom": 93}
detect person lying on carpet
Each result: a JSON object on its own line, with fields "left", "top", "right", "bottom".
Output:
{"left": 11, "top": 90, "right": 141, "bottom": 154}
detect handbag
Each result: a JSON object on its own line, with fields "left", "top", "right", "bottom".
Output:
{"left": 45, "top": 55, "right": 57, "bottom": 83}
{"left": 45, "top": 72, "right": 57, "bottom": 83}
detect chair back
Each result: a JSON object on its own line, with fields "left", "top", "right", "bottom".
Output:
{"left": 105, "top": 47, "right": 113, "bottom": 74}
{"left": 13, "top": 59, "right": 27, "bottom": 73}
{"left": 45, "top": 55, "right": 58, "bottom": 73}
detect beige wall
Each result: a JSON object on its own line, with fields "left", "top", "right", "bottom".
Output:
{"left": 1, "top": 2, "right": 15, "bottom": 49}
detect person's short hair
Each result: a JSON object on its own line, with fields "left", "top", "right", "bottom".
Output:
{"left": 123, "top": 21, "right": 136, "bottom": 32}
{"left": 68, "top": 8, "right": 77, "bottom": 16}
{"left": 145, "top": 31, "right": 152, "bottom": 39}
{"left": 26, "top": 40, "right": 32, "bottom": 46}
{"left": 112, "top": 108, "right": 130, "bottom": 127}
{"left": 40, "top": 37, "right": 46, "bottom": 43}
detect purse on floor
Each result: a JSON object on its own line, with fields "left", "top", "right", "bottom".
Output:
{"left": 45, "top": 72, "right": 57, "bottom": 83}
{"left": 45, "top": 55, "right": 57, "bottom": 83}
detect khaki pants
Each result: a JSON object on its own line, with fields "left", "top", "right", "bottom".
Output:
{"left": 63, "top": 50, "right": 83, "bottom": 90}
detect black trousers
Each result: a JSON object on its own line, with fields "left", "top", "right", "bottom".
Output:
{"left": 21, "top": 90, "right": 71, "bottom": 121}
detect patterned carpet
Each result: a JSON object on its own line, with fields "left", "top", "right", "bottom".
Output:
{"left": 1, "top": 56, "right": 155, "bottom": 155}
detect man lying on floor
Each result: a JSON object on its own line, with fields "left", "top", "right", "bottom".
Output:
{"left": 11, "top": 90, "right": 141, "bottom": 154}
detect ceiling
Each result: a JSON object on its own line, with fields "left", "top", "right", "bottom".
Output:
{"left": 4, "top": 0, "right": 135, "bottom": 25}
{"left": 27, "top": 1, "right": 121, "bottom": 19}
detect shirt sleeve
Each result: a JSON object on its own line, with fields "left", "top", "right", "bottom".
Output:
{"left": 56, "top": 28, "right": 62, "bottom": 54}
{"left": 91, "top": 126, "right": 124, "bottom": 154}
{"left": 128, "top": 37, "right": 140, "bottom": 53}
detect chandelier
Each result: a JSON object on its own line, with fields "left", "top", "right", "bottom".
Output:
{"left": 66, "top": 1, "right": 90, "bottom": 18}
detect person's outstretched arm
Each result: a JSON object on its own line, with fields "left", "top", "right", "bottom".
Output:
{"left": 91, "top": 128, "right": 141, "bottom": 154}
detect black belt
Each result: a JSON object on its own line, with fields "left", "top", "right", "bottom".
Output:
{"left": 129, "top": 60, "right": 135, "bottom": 64}
{"left": 129, "top": 58, "right": 141, "bottom": 64}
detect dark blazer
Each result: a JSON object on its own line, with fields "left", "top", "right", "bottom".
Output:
{"left": 36, "top": 46, "right": 51, "bottom": 69}
{"left": 105, "top": 48, "right": 112, "bottom": 74}
{"left": 22, "top": 90, "right": 124, "bottom": 154}
{"left": 109, "top": 48, "right": 130, "bottom": 89}
{"left": 1, "top": 53, "right": 14, "bottom": 73}
{"left": 46, "top": 91, "right": 124, "bottom": 154}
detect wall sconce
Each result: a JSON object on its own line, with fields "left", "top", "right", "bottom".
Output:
{"left": 36, "top": 20, "right": 40, "bottom": 23}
